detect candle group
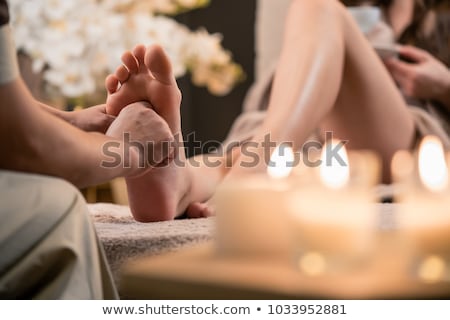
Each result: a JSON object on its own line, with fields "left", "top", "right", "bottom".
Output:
{"left": 213, "top": 136, "right": 450, "bottom": 281}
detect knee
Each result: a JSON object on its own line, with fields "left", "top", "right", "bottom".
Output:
{"left": 37, "top": 176, "right": 87, "bottom": 219}
{"left": 48, "top": 176, "right": 84, "bottom": 200}
{"left": 290, "top": 0, "right": 347, "bottom": 21}
{"left": 292, "top": 0, "right": 345, "bottom": 10}
{"left": 285, "top": 0, "right": 350, "bottom": 44}
{"left": 0, "top": 171, "right": 87, "bottom": 223}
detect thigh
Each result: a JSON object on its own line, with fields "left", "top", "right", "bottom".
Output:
{"left": 321, "top": 9, "right": 415, "bottom": 159}
{"left": 0, "top": 170, "right": 117, "bottom": 299}
{"left": 0, "top": 170, "right": 80, "bottom": 275}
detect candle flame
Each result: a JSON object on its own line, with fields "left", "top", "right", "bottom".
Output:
{"left": 418, "top": 255, "right": 446, "bottom": 283}
{"left": 267, "top": 144, "right": 294, "bottom": 179}
{"left": 418, "top": 136, "right": 448, "bottom": 192}
{"left": 320, "top": 139, "right": 349, "bottom": 189}
{"left": 298, "top": 252, "right": 326, "bottom": 276}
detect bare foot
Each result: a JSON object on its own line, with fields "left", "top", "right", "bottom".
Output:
{"left": 105, "top": 44, "right": 181, "bottom": 133}
{"left": 105, "top": 44, "right": 190, "bottom": 222}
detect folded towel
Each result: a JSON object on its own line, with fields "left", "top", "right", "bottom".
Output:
{"left": 88, "top": 203, "right": 215, "bottom": 291}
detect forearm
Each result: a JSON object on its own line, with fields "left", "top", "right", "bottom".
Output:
{"left": 38, "top": 102, "right": 82, "bottom": 127}
{"left": 39, "top": 101, "right": 67, "bottom": 119}
{"left": 0, "top": 80, "right": 139, "bottom": 187}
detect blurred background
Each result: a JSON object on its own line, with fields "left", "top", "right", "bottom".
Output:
{"left": 13, "top": 0, "right": 259, "bottom": 203}
{"left": 14, "top": 0, "right": 257, "bottom": 156}
{"left": 175, "top": 0, "right": 256, "bottom": 156}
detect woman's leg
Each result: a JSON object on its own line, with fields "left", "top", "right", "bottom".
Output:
{"left": 230, "top": 0, "right": 415, "bottom": 182}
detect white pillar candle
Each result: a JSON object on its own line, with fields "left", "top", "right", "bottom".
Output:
{"left": 392, "top": 136, "right": 450, "bottom": 268}
{"left": 213, "top": 145, "right": 295, "bottom": 260}
{"left": 287, "top": 140, "right": 380, "bottom": 274}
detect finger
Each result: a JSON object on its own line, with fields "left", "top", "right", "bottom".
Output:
{"left": 388, "top": 67, "right": 408, "bottom": 87}
{"left": 96, "top": 104, "right": 117, "bottom": 120}
{"left": 89, "top": 103, "right": 107, "bottom": 109}
{"left": 101, "top": 114, "right": 117, "bottom": 133}
{"left": 386, "top": 68, "right": 411, "bottom": 95}
{"left": 397, "top": 45, "right": 429, "bottom": 63}
{"left": 385, "top": 57, "right": 414, "bottom": 79}
{"left": 92, "top": 104, "right": 115, "bottom": 118}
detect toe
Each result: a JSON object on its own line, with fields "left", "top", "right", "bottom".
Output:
{"left": 121, "top": 51, "right": 139, "bottom": 74}
{"left": 105, "top": 74, "right": 119, "bottom": 94}
{"left": 132, "top": 44, "right": 146, "bottom": 68}
{"left": 186, "top": 202, "right": 215, "bottom": 218}
{"left": 115, "top": 65, "right": 130, "bottom": 83}
{"left": 144, "top": 44, "right": 175, "bottom": 85}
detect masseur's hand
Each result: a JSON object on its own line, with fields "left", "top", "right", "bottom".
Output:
{"left": 385, "top": 45, "right": 450, "bottom": 107}
{"left": 70, "top": 104, "right": 116, "bottom": 133}
{"left": 106, "top": 101, "right": 175, "bottom": 175}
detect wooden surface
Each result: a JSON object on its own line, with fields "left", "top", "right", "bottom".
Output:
{"left": 121, "top": 243, "right": 450, "bottom": 300}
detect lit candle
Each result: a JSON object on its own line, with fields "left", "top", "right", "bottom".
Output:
{"left": 288, "top": 140, "right": 380, "bottom": 275}
{"left": 213, "top": 144, "right": 295, "bottom": 260}
{"left": 392, "top": 136, "right": 450, "bottom": 282}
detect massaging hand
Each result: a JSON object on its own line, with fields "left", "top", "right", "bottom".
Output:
{"left": 106, "top": 101, "right": 175, "bottom": 171}
{"left": 70, "top": 104, "right": 116, "bottom": 133}
{"left": 385, "top": 45, "right": 450, "bottom": 106}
